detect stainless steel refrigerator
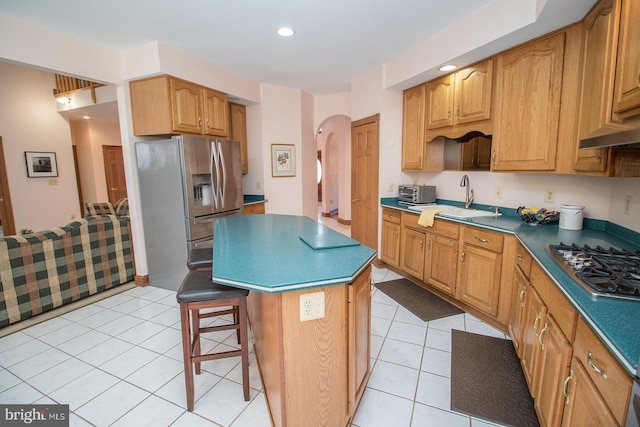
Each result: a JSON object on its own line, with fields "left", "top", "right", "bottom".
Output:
{"left": 135, "top": 135, "right": 243, "bottom": 290}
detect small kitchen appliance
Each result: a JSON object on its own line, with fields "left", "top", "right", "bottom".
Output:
{"left": 398, "top": 184, "right": 436, "bottom": 205}
{"left": 559, "top": 205, "right": 584, "bottom": 230}
{"left": 546, "top": 242, "right": 640, "bottom": 302}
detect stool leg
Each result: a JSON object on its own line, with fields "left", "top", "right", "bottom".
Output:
{"left": 180, "top": 303, "right": 195, "bottom": 411}
{"left": 239, "top": 297, "right": 250, "bottom": 401}
{"left": 234, "top": 305, "right": 241, "bottom": 344}
{"left": 191, "top": 308, "right": 202, "bottom": 374}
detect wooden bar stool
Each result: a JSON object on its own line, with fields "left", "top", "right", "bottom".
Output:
{"left": 176, "top": 271, "right": 250, "bottom": 411}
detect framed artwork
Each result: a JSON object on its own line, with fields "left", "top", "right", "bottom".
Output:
{"left": 25, "top": 151, "right": 58, "bottom": 178}
{"left": 271, "top": 144, "right": 296, "bottom": 177}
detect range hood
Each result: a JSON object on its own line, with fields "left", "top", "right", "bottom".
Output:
{"left": 579, "top": 127, "right": 640, "bottom": 149}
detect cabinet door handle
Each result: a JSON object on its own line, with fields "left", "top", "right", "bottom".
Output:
{"left": 519, "top": 289, "right": 526, "bottom": 307}
{"left": 420, "top": 239, "right": 424, "bottom": 251}
{"left": 461, "top": 249, "right": 466, "bottom": 264}
{"left": 563, "top": 369, "right": 573, "bottom": 404}
{"left": 517, "top": 254, "right": 525, "bottom": 263}
{"left": 533, "top": 312, "right": 541, "bottom": 336}
{"left": 538, "top": 322, "right": 548, "bottom": 351}
{"left": 198, "top": 117, "right": 202, "bottom": 127}
{"left": 447, "top": 110, "right": 451, "bottom": 120}
{"left": 474, "top": 236, "right": 489, "bottom": 243}
{"left": 456, "top": 106, "right": 460, "bottom": 118}
{"left": 395, "top": 231, "right": 399, "bottom": 240}
{"left": 427, "top": 239, "right": 431, "bottom": 250}
{"left": 492, "top": 150, "right": 496, "bottom": 166}
{"left": 587, "top": 351, "right": 607, "bottom": 379}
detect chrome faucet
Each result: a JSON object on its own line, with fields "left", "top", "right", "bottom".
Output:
{"left": 460, "top": 174, "right": 474, "bottom": 209}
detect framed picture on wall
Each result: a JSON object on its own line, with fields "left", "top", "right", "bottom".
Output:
{"left": 271, "top": 144, "right": 296, "bottom": 177}
{"left": 25, "top": 151, "right": 58, "bottom": 178}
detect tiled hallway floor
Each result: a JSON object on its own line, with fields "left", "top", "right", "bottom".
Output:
{"left": 0, "top": 212, "right": 509, "bottom": 426}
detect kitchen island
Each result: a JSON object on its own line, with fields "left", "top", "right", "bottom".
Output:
{"left": 212, "top": 214, "right": 376, "bottom": 427}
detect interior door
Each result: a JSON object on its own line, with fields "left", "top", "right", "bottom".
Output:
{"left": 103, "top": 145, "right": 128, "bottom": 204}
{"left": 351, "top": 114, "right": 379, "bottom": 251}
{"left": 0, "top": 137, "right": 16, "bottom": 236}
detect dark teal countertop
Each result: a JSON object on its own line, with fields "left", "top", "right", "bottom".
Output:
{"left": 381, "top": 198, "right": 640, "bottom": 377}
{"left": 212, "top": 214, "right": 376, "bottom": 293}
{"left": 243, "top": 194, "right": 266, "bottom": 205}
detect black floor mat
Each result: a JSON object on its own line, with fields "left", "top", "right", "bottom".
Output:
{"left": 451, "top": 329, "right": 539, "bottom": 427}
{"left": 375, "top": 278, "right": 463, "bottom": 322}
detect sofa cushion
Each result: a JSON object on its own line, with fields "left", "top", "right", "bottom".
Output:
{"left": 84, "top": 202, "right": 116, "bottom": 216}
{"left": 114, "top": 198, "right": 129, "bottom": 216}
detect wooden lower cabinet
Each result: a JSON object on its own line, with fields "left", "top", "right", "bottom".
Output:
{"left": 347, "top": 266, "right": 371, "bottom": 417}
{"left": 424, "top": 233, "right": 458, "bottom": 295}
{"left": 243, "top": 202, "right": 265, "bottom": 215}
{"left": 400, "top": 226, "right": 425, "bottom": 279}
{"left": 534, "top": 314, "right": 572, "bottom": 427}
{"left": 561, "top": 358, "right": 618, "bottom": 427}
{"left": 380, "top": 208, "right": 401, "bottom": 267}
{"left": 520, "top": 286, "right": 547, "bottom": 392}
{"left": 456, "top": 226, "right": 504, "bottom": 317}
{"left": 509, "top": 264, "right": 530, "bottom": 357}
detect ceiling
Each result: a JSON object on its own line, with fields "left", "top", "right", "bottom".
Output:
{"left": 0, "top": 0, "right": 597, "bottom": 97}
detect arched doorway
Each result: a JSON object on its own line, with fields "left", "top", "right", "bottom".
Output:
{"left": 316, "top": 115, "right": 351, "bottom": 222}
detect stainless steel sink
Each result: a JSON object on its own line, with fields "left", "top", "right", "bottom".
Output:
{"left": 407, "top": 204, "right": 501, "bottom": 219}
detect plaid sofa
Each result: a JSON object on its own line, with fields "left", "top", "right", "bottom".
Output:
{"left": 0, "top": 214, "right": 135, "bottom": 328}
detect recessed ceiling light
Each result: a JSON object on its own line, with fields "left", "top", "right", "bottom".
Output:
{"left": 82, "top": 116, "right": 91, "bottom": 120}
{"left": 438, "top": 64, "right": 457, "bottom": 72}
{"left": 276, "top": 27, "right": 295, "bottom": 37}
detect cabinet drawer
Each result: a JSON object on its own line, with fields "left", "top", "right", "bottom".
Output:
{"left": 462, "top": 226, "right": 504, "bottom": 253}
{"left": 514, "top": 241, "right": 532, "bottom": 277}
{"left": 382, "top": 208, "right": 401, "bottom": 224}
{"left": 530, "top": 263, "right": 577, "bottom": 341}
{"left": 573, "top": 317, "right": 632, "bottom": 425}
{"left": 430, "top": 219, "right": 459, "bottom": 240}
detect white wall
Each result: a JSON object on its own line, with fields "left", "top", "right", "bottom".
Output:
{"left": 0, "top": 61, "right": 80, "bottom": 232}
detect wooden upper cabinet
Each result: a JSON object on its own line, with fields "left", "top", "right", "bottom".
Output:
{"left": 612, "top": 0, "right": 640, "bottom": 121}
{"left": 229, "top": 102, "right": 248, "bottom": 173}
{"left": 426, "top": 74, "right": 454, "bottom": 129}
{"left": 130, "top": 75, "right": 229, "bottom": 137}
{"left": 401, "top": 84, "right": 427, "bottom": 170}
{"left": 170, "top": 79, "right": 203, "bottom": 134}
{"left": 492, "top": 32, "right": 565, "bottom": 171}
{"left": 574, "top": 0, "right": 618, "bottom": 173}
{"left": 203, "top": 88, "right": 229, "bottom": 137}
{"left": 426, "top": 59, "right": 493, "bottom": 131}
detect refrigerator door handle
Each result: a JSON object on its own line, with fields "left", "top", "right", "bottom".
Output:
{"left": 218, "top": 141, "right": 227, "bottom": 209}
{"left": 210, "top": 140, "right": 220, "bottom": 210}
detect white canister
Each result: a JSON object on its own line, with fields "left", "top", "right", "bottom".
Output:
{"left": 559, "top": 205, "right": 584, "bottom": 230}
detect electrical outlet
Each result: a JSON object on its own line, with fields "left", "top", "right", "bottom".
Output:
{"left": 388, "top": 182, "right": 394, "bottom": 192}
{"left": 256, "top": 181, "right": 262, "bottom": 190}
{"left": 494, "top": 185, "right": 503, "bottom": 199}
{"left": 624, "top": 195, "right": 632, "bottom": 215}
{"left": 300, "top": 291, "right": 325, "bottom": 322}
{"left": 48, "top": 179, "right": 58, "bottom": 186}
{"left": 544, "top": 188, "right": 556, "bottom": 203}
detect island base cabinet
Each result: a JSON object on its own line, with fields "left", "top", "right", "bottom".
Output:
{"left": 247, "top": 265, "right": 372, "bottom": 427}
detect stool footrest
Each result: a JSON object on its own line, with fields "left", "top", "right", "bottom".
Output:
{"left": 191, "top": 349, "right": 242, "bottom": 365}
{"left": 199, "top": 324, "right": 239, "bottom": 334}
{"left": 200, "top": 308, "right": 236, "bottom": 319}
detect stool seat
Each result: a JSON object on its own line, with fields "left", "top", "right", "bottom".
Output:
{"left": 177, "top": 271, "right": 248, "bottom": 303}
{"left": 187, "top": 248, "right": 213, "bottom": 271}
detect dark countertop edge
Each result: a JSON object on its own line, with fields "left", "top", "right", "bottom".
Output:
{"left": 243, "top": 194, "right": 267, "bottom": 205}
{"left": 381, "top": 198, "right": 639, "bottom": 378}
{"left": 213, "top": 253, "right": 377, "bottom": 293}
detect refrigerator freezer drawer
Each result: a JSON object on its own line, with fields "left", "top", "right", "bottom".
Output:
{"left": 186, "top": 210, "right": 240, "bottom": 242}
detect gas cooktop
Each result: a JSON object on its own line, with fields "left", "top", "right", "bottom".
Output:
{"left": 546, "top": 242, "right": 640, "bottom": 302}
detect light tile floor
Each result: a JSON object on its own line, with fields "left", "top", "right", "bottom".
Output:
{"left": 0, "top": 211, "right": 509, "bottom": 426}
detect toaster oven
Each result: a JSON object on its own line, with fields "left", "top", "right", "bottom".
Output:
{"left": 398, "top": 185, "right": 436, "bottom": 204}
